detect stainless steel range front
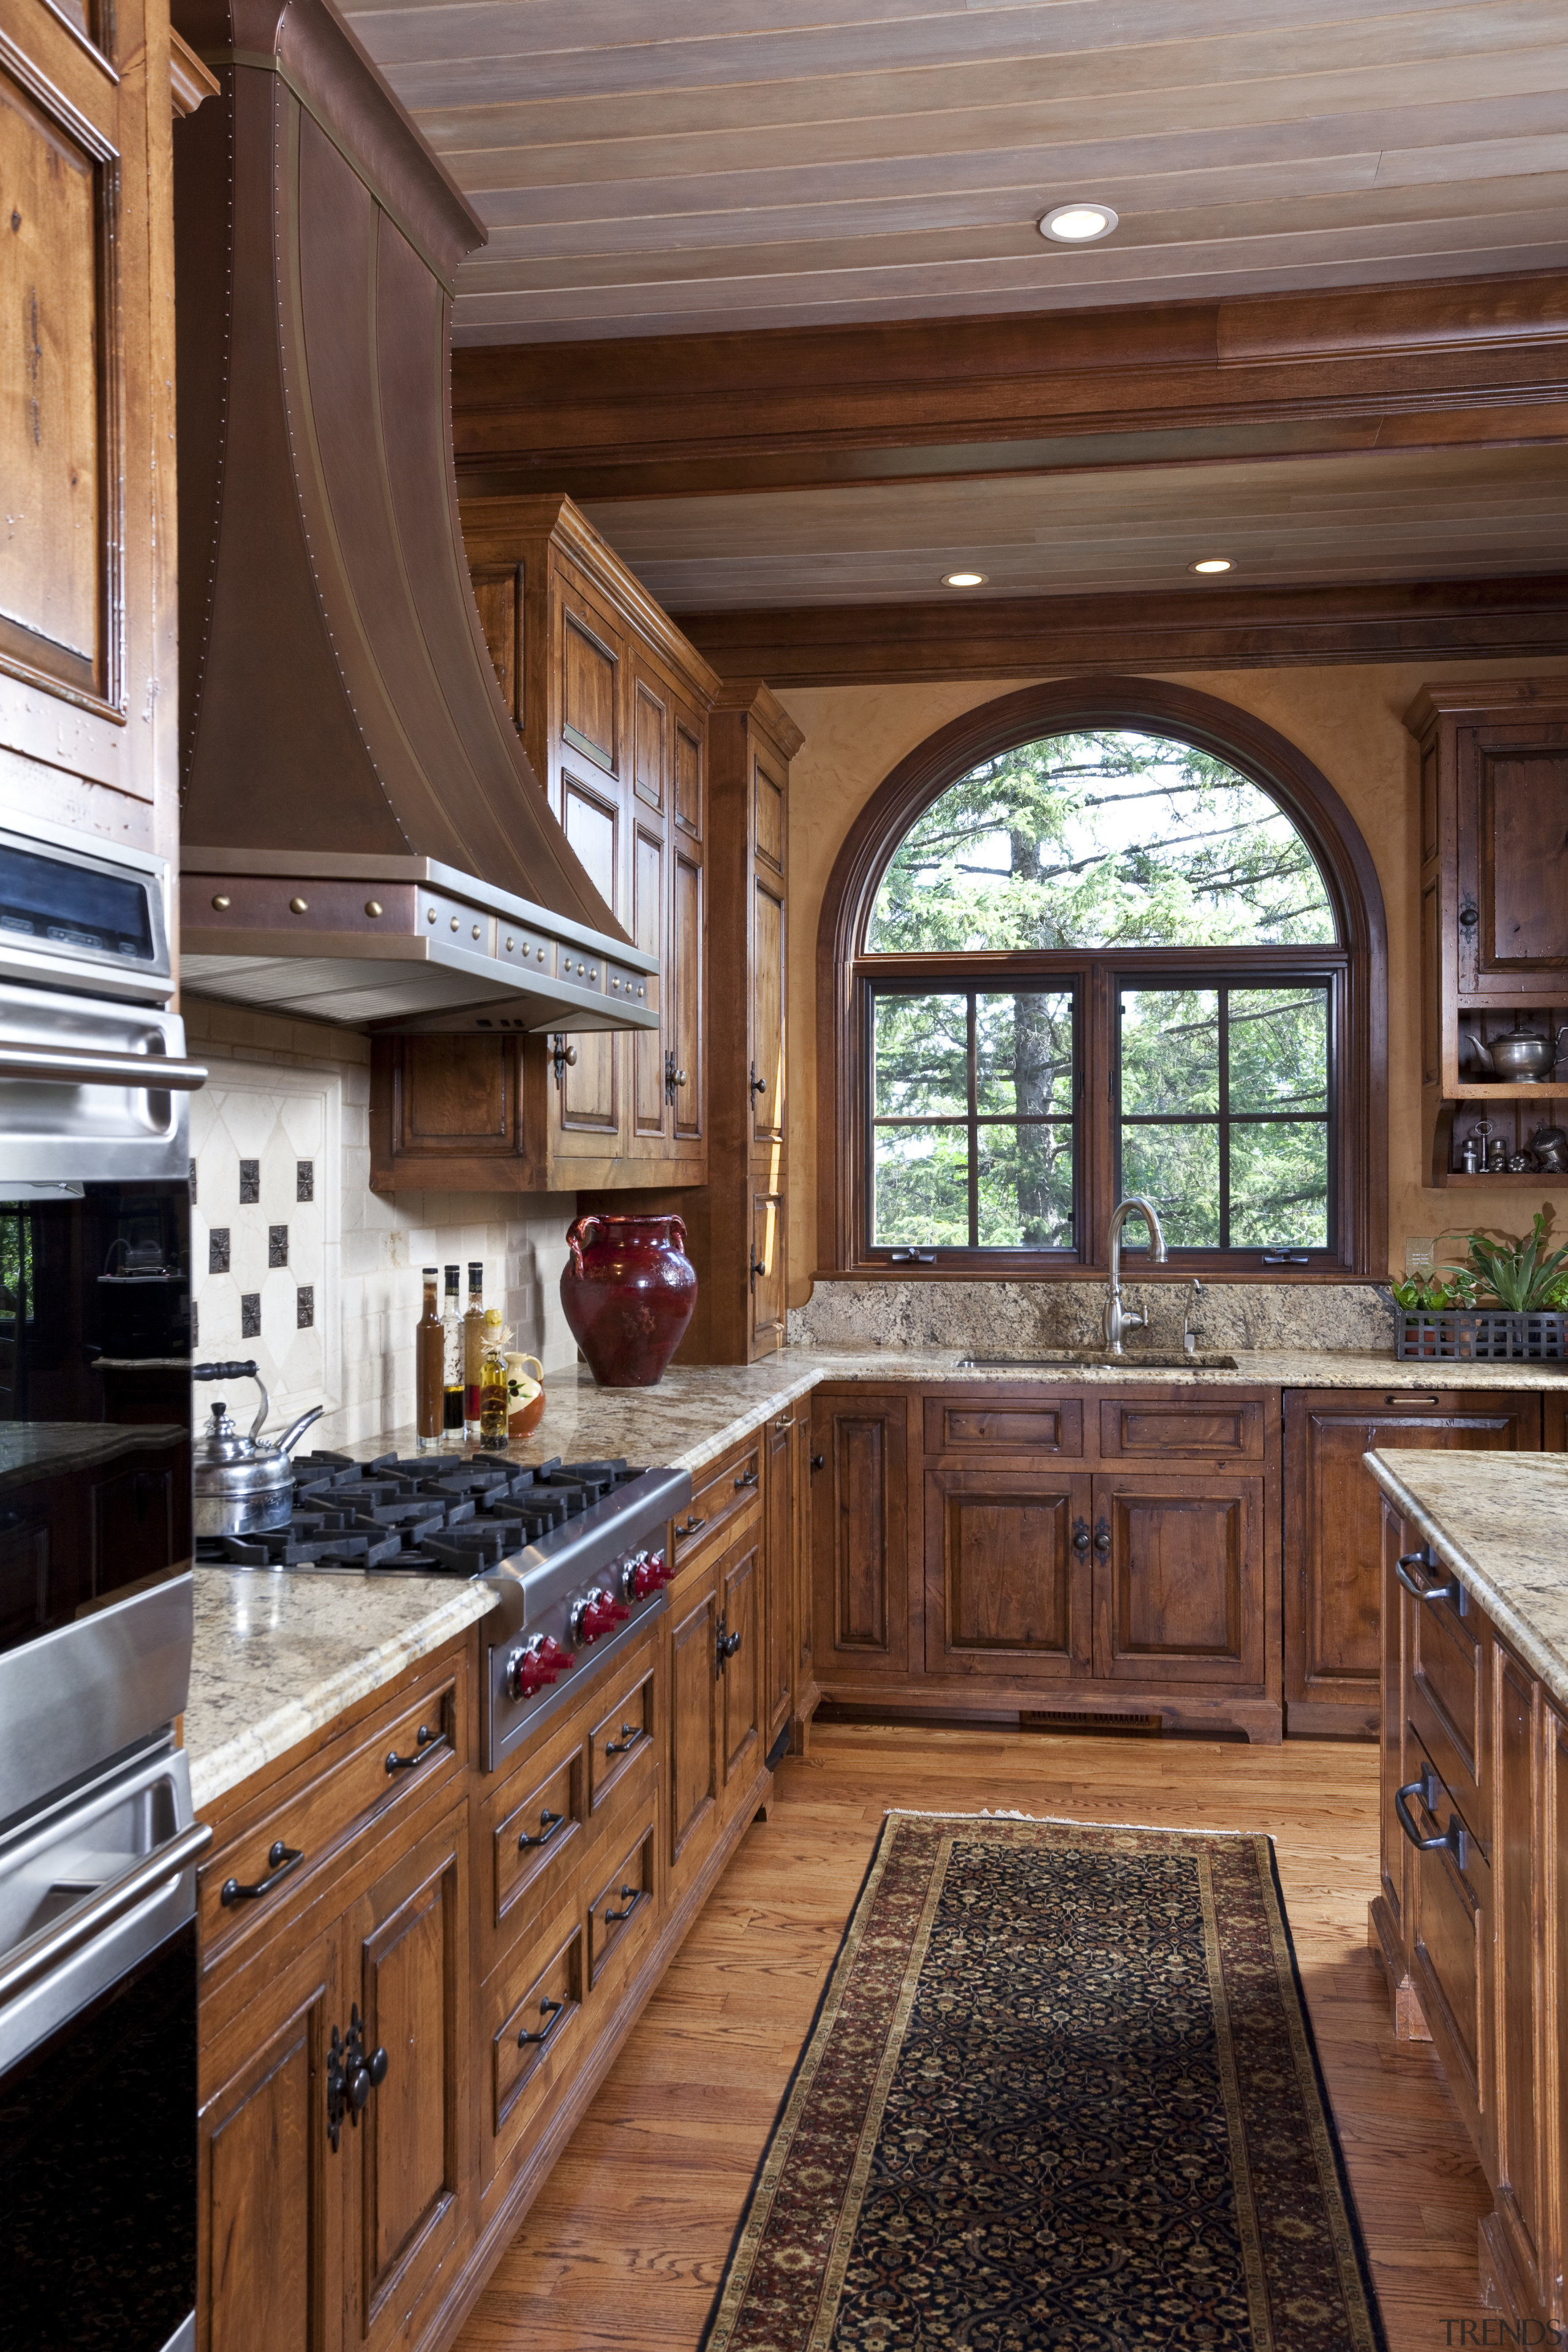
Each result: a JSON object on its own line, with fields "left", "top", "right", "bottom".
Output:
{"left": 0, "top": 819, "right": 208, "bottom": 2352}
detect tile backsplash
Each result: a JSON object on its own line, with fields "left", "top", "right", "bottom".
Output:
{"left": 184, "top": 1002, "right": 579, "bottom": 1449}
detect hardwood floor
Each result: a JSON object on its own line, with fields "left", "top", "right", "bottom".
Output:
{"left": 455, "top": 1723, "right": 1491, "bottom": 2352}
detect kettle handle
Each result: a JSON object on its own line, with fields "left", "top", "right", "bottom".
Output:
{"left": 194, "top": 1358, "right": 268, "bottom": 1445}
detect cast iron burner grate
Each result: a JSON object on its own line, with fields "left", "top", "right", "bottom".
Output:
{"left": 197, "top": 1452, "right": 641, "bottom": 1575}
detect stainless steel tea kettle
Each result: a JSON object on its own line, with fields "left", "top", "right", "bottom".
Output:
{"left": 1462, "top": 1017, "right": 1568, "bottom": 1082}
{"left": 192, "top": 1359, "right": 324, "bottom": 1537}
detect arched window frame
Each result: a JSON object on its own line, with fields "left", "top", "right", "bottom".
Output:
{"left": 816, "top": 677, "right": 1388, "bottom": 1281}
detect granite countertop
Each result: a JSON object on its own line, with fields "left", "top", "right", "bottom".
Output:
{"left": 185, "top": 1343, "right": 1567, "bottom": 1814}
{"left": 0, "top": 1422, "right": 187, "bottom": 1489}
{"left": 1365, "top": 1451, "right": 1568, "bottom": 1714}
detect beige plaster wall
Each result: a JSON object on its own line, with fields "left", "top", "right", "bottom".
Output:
{"left": 775, "top": 655, "right": 1568, "bottom": 1302}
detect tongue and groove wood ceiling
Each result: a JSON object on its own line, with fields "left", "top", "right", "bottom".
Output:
{"left": 341, "top": 0, "right": 1568, "bottom": 343}
{"left": 337, "top": 0, "right": 1568, "bottom": 643}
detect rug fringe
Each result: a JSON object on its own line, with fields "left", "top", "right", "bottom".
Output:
{"left": 883, "top": 1805, "right": 1278, "bottom": 1842}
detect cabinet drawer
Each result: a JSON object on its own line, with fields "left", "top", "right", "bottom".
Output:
{"left": 586, "top": 1815, "right": 657, "bottom": 1988}
{"left": 1406, "top": 1744, "right": 1491, "bottom": 2124}
{"left": 198, "top": 1659, "right": 466, "bottom": 1969}
{"left": 490, "top": 1907, "right": 586, "bottom": 2163}
{"left": 492, "top": 1738, "right": 584, "bottom": 1934}
{"left": 673, "top": 1433, "right": 762, "bottom": 1569}
{"left": 1098, "top": 1396, "right": 1265, "bottom": 1460}
{"left": 924, "top": 1395, "right": 1083, "bottom": 1458}
{"left": 1406, "top": 1558, "right": 1484, "bottom": 1823}
{"left": 588, "top": 1662, "right": 657, "bottom": 1817}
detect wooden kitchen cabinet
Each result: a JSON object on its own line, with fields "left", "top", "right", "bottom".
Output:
{"left": 0, "top": 0, "right": 198, "bottom": 868}
{"left": 1404, "top": 681, "right": 1568, "bottom": 1183}
{"left": 1284, "top": 1389, "right": 1540, "bottom": 1737}
{"left": 815, "top": 1382, "right": 1282, "bottom": 1740}
{"left": 374, "top": 493, "right": 718, "bottom": 1193}
{"left": 1371, "top": 1504, "right": 1568, "bottom": 2333}
{"left": 765, "top": 1410, "right": 800, "bottom": 1749}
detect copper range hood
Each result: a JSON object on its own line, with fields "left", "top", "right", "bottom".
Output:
{"left": 170, "top": 0, "right": 656, "bottom": 1037}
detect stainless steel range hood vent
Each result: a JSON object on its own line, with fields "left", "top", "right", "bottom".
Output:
{"left": 171, "top": 0, "right": 655, "bottom": 1037}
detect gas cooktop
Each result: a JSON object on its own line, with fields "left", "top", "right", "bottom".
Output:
{"left": 197, "top": 1450, "right": 640, "bottom": 1577}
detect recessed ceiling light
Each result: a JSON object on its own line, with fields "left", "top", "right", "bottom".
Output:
{"left": 943, "top": 571, "right": 987, "bottom": 588}
{"left": 1039, "top": 202, "right": 1118, "bottom": 244}
{"left": 1189, "top": 558, "right": 1233, "bottom": 575}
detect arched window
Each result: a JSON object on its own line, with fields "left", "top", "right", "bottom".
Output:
{"left": 816, "top": 679, "right": 1387, "bottom": 1279}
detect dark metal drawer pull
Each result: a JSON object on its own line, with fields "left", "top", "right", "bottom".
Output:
{"left": 605, "top": 1722, "right": 645, "bottom": 1757}
{"left": 1393, "top": 1551, "right": 1465, "bottom": 1611}
{"left": 734, "top": 1467, "right": 759, "bottom": 1490}
{"left": 518, "top": 1997, "right": 566, "bottom": 2049}
{"left": 518, "top": 1808, "right": 564, "bottom": 1851}
{"left": 674, "top": 1513, "right": 706, "bottom": 1539}
{"left": 221, "top": 1838, "right": 304, "bottom": 1907}
{"left": 1393, "top": 1771, "right": 1472, "bottom": 1871}
{"left": 386, "top": 1724, "right": 441, "bottom": 1774}
{"left": 605, "top": 1884, "right": 646, "bottom": 1925}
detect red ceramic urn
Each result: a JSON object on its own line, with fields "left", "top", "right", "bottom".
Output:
{"left": 560, "top": 1214, "right": 698, "bottom": 1387}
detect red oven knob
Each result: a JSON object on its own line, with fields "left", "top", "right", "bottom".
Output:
{"left": 646, "top": 1548, "right": 669, "bottom": 1586}
{"left": 571, "top": 1589, "right": 617, "bottom": 1642}
{"left": 507, "top": 1634, "right": 576, "bottom": 1700}
{"left": 624, "top": 1551, "right": 665, "bottom": 1600}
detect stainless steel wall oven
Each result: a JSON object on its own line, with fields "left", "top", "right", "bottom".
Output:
{"left": 0, "top": 819, "right": 208, "bottom": 2352}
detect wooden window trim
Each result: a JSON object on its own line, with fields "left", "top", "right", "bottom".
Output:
{"left": 815, "top": 676, "right": 1388, "bottom": 1283}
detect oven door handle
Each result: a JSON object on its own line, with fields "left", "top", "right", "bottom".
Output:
{"left": 0, "top": 1042, "right": 209, "bottom": 1091}
{"left": 0, "top": 1820, "right": 213, "bottom": 2008}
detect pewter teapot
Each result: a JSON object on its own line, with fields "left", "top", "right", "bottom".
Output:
{"left": 192, "top": 1359, "right": 323, "bottom": 1537}
{"left": 1461, "top": 1018, "right": 1568, "bottom": 1082}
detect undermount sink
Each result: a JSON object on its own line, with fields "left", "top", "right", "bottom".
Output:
{"left": 956, "top": 1349, "right": 1241, "bottom": 1372}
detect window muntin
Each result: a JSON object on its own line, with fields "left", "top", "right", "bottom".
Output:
{"left": 867, "top": 729, "right": 1336, "bottom": 954}
{"left": 870, "top": 985, "right": 1076, "bottom": 1251}
{"left": 1117, "top": 983, "right": 1333, "bottom": 1253}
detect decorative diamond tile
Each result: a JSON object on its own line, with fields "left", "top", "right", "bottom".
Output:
{"left": 296, "top": 1284, "right": 314, "bottom": 1329}
{"left": 191, "top": 1300, "right": 199, "bottom": 1347}
{"left": 296, "top": 1160, "right": 314, "bottom": 1202}
{"left": 241, "top": 1292, "right": 262, "bottom": 1338}
{"left": 239, "top": 1159, "right": 260, "bottom": 1204}
{"left": 209, "top": 1227, "right": 230, "bottom": 1274}
{"left": 189, "top": 1158, "right": 197, "bottom": 1202}
{"left": 269, "top": 1223, "right": 289, "bottom": 1267}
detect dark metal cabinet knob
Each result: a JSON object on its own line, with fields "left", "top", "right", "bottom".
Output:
{"left": 1093, "top": 1520, "right": 1112, "bottom": 1556}
{"left": 810, "top": 1453, "right": 824, "bottom": 1471}
{"left": 1459, "top": 901, "right": 1479, "bottom": 930}
{"left": 1071, "top": 1517, "right": 1091, "bottom": 1556}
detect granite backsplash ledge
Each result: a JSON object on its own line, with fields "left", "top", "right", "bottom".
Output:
{"left": 786, "top": 1278, "right": 1395, "bottom": 1354}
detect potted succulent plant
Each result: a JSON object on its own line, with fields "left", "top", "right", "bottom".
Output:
{"left": 1394, "top": 1209, "right": 1568, "bottom": 1360}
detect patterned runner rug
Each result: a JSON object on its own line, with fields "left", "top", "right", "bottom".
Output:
{"left": 702, "top": 1811, "right": 1384, "bottom": 2352}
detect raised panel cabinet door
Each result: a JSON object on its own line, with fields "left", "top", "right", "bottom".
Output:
{"left": 556, "top": 772, "right": 621, "bottom": 1140}
{"left": 1090, "top": 1472, "right": 1264, "bottom": 1687}
{"left": 923, "top": 1468, "right": 1093, "bottom": 1683}
{"left": 749, "top": 872, "right": 786, "bottom": 1162}
{"left": 669, "top": 835, "right": 704, "bottom": 1147}
{"left": 674, "top": 714, "right": 704, "bottom": 841}
{"left": 345, "top": 1806, "right": 468, "bottom": 2352}
{"left": 810, "top": 1393, "right": 908, "bottom": 1679}
{"left": 399, "top": 1035, "right": 514, "bottom": 1153}
{"left": 1489, "top": 1643, "right": 1546, "bottom": 2308}
{"left": 753, "top": 748, "right": 786, "bottom": 882}
{"left": 1378, "top": 1510, "right": 1412, "bottom": 1952}
{"left": 198, "top": 1926, "right": 345, "bottom": 2352}
{"left": 1283, "top": 1390, "right": 1537, "bottom": 1735}
{"left": 765, "top": 1414, "right": 797, "bottom": 1746}
{"left": 668, "top": 1569, "right": 720, "bottom": 1882}
{"left": 630, "top": 815, "right": 668, "bottom": 1145}
{"left": 750, "top": 1189, "right": 786, "bottom": 1356}
{"left": 557, "top": 587, "right": 620, "bottom": 792}
{"left": 720, "top": 1536, "right": 763, "bottom": 1793}
{"left": 1457, "top": 727, "right": 1568, "bottom": 993}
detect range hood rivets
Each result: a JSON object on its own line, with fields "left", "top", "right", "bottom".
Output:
{"left": 472, "top": 923, "right": 481, "bottom": 940}
{"left": 289, "top": 897, "right": 308, "bottom": 914}
{"left": 505, "top": 935, "right": 514, "bottom": 951}
{"left": 365, "top": 900, "right": 382, "bottom": 918}
{"left": 427, "top": 908, "right": 437, "bottom": 924}
{"left": 450, "top": 915, "right": 459, "bottom": 931}
{"left": 211, "top": 894, "right": 231, "bottom": 910}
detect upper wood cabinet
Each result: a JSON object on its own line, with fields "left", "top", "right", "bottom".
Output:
{"left": 0, "top": 0, "right": 196, "bottom": 870}
{"left": 371, "top": 494, "right": 720, "bottom": 1193}
{"left": 1406, "top": 682, "right": 1568, "bottom": 1185}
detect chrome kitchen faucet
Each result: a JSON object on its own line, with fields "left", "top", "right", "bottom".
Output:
{"left": 1104, "top": 1195, "right": 1169, "bottom": 1355}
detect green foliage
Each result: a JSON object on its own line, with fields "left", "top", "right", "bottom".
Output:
{"left": 867, "top": 728, "right": 1336, "bottom": 956}
{"left": 1463, "top": 1212, "right": 1568, "bottom": 1313}
{"left": 866, "top": 730, "right": 1336, "bottom": 1253}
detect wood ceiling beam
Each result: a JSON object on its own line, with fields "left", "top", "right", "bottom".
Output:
{"left": 675, "top": 573, "right": 1568, "bottom": 685}
{"left": 453, "top": 270, "right": 1568, "bottom": 502}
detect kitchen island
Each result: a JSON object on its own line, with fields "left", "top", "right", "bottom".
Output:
{"left": 1366, "top": 1446, "right": 1568, "bottom": 2334}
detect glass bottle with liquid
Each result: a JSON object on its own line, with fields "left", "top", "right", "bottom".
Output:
{"left": 462, "top": 1262, "right": 486, "bottom": 1441}
{"left": 478, "top": 1308, "right": 510, "bottom": 1450}
{"left": 441, "top": 1265, "right": 464, "bottom": 1442}
{"left": 415, "top": 1267, "right": 443, "bottom": 1452}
